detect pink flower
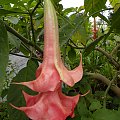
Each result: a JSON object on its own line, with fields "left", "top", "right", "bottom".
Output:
{"left": 15, "top": 0, "right": 83, "bottom": 93}
{"left": 10, "top": 0, "right": 83, "bottom": 119}
{"left": 11, "top": 86, "right": 80, "bottom": 120}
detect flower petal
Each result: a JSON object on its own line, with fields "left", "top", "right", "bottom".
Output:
{"left": 56, "top": 54, "right": 83, "bottom": 87}
{"left": 10, "top": 90, "right": 79, "bottom": 120}
{"left": 15, "top": 64, "right": 61, "bottom": 92}
{"left": 35, "top": 64, "right": 43, "bottom": 78}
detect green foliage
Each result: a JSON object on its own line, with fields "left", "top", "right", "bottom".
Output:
{"left": 92, "top": 108, "right": 120, "bottom": 120}
{"left": 89, "top": 100, "right": 102, "bottom": 111}
{"left": 0, "top": 8, "right": 26, "bottom": 16}
{"left": 110, "top": 8, "right": 120, "bottom": 33}
{"left": 0, "top": 20, "right": 9, "bottom": 94}
{"left": 84, "top": 0, "right": 107, "bottom": 16}
{"left": 68, "top": 48, "right": 76, "bottom": 62}
{"left": 84, "top": 35, "right": 104, "bottom": 56}
{"left": 0, "top": 0, "right": 18, "bottom": 5}
{"left": 8, "top": 32, "right": 21, "bottom": 49}
{"left": 109, "top": 0, "right": 120, "bottom": 11}
{"left": 0, "top": 102, "right": 9, "bottom": 120}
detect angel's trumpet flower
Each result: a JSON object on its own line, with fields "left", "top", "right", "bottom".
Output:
{"left": 10, "top": 86, "right": 80, "bottom": 120}
{"left": 10, "top": 0, "right": 83, "bottom": 119}
{"left": 16, "top": 0, "right": 83, "bottom": 93}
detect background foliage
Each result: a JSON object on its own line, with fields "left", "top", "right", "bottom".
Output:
{"left": 0, "top": 0, "right": 120, "bottom": 119}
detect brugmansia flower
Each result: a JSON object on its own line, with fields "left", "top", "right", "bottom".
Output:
{"left": 11, "top": 86, "right": 80, "bottom": 120}
{"left": 15, "top": 0, "right": 83, "bottom": 93}
{"left": 11, "top": 0, "right": 83, "bottom": 119}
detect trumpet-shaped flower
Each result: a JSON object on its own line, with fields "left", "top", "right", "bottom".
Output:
{"left": 11, "top": 86, "right": 80, "bottom": 120}
{"left": 11, "top": 0, "right": 83, "bottom": 119}
{"left": 15, "top": 0, "right": 83, "bottom": 93}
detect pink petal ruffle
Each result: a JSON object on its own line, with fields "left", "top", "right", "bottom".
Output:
{"left": 11, "top": 89, "right": 79, "bottom": 120}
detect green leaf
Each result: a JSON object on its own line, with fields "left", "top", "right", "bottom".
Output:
{"left": 109, "top": 0, "right": 120, "bottom": 11}
{"left": 81, "top": 117, "right": 93, "bottom": 120}
{"left": 19, "top": 44, "right": 30, "bottom": 56}
{"left": 53, "top": 0, "right": 61, "bottom": 4}
{"left": 8, "top": 32, "right": 21, "bottom": 48}
{"left": 92, "top": 108, "right": 120, "bottom": 120}
{"left": 63, "top": 7, "right": 76, "bottom": 16}
{"left": 7, "top": 60, "right": 38, "bottom": 120}
{"left": 98, "top": 13, "right": 110, "bottom": 24}
{"left": 77, "top": 97, "right": 90, "bottom": 116}
{"left": 84, "top": 0, "right": 107, "bottom": 16}
{"left": 0, "top": 20, "right": 9, "bottom": 94}
{"left": 0, "top": 0, "right": 18, "bottom": 4}
{"left": 89, "top": 100, "right": 102, "bottom": 111}
{"left": 110, "top": 8, "right": 120, "bottom": 33}
{"left": 68, "top": 48, "right": 76, "bottom": 62}
{"left": 67, "top": 115, "right": 81, "bottom": 120}
{"left": 72, "top": 30, "right": 87, "bottom": 45}
{"left": 0, "top": 8, "right": 27, "bottom": 16}
{"left": 84, "top": 35, "right": 104, "bottom": 56}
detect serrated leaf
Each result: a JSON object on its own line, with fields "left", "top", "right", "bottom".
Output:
{"left": 7, "top": 60, "right": 38, "bottom": 120}
{"left": 0, "top": 20, "right": 9, "bottom": 94}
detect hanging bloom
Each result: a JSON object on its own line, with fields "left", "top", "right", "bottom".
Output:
{"left": 92, "top": 17, "right": 98, "bottom": 40}
{"left": 15, "top": 0, "right": 83, "bottom": 93}
{"left": 11, "top": 0, "right": 83, "bottom": 119}
{"left": 11, "top": 86, "right": 80, "bottom": 120}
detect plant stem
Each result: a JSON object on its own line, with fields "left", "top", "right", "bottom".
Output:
{"left": 68, "top": 41, "right": 120, "bottom": 69}
{"left": 103, "top": 72, "right": 118, "bottom": 108}
{"left": 10, "top": 52, "right": 42, "bottom": 62}
{"left": 68, "top": 43, "right": 84, "bottom": 49}
{"left": 85, "top": 72, "right": 120, "bottom": 97}
{"left": 31, "top": 0, "right": 42, "bottom": 14}
{"left": 111, "top": 44, "right": 120, "bottom": 55}
{"left": 29, "top": 14, "right": 36, "bottom": 44}
{"left": 5, "top": 23, "right": 43, "bottom": 54}
{"left": 95, "top": 47, "right": 120, "bottom": 69}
